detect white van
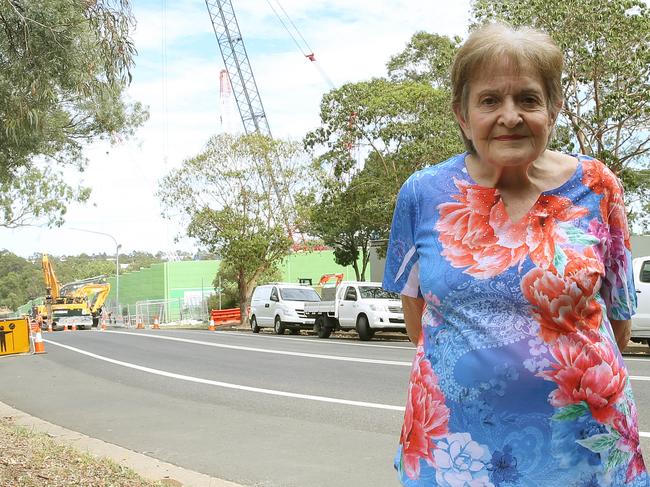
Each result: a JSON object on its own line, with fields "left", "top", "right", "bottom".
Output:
{"left": 249, "top": 283, "right": 320, "bottom": 335}
{"left": 631, "top": 256, "right": 650, "bottom": 344}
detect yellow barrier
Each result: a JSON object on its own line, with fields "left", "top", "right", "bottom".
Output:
{"left": 0, "top": 317, "right": 31, "bottom": 356}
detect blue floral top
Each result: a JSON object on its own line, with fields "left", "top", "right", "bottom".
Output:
{"left": 383, "top": 153, "right": 648, "bottom": 486}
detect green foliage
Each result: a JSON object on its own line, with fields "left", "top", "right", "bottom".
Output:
{"left": 304, "top": 33, "right": 464, "bottom": 268}
{"left": 0, "top": 251, "right": 42, "bottom": 310}
{"left": 0, "top": 0, "right": 148, "bottom": 227}
{"left": 387, "top": 31, "right": 462, "bottom": 87}
{"left": 158, "top": 133, "right": 306, "bottom": 318}
{"left": 0, "top": 250, "right": 167, "bottom": 312}
{"left": 211, "top": 259, "right": 281, "bottom": 310}
{"left": 471, "top": 0, "right": 650, "bottom": 229}
{"left": 0, "top": 165, "right": 90, "bottom": 227}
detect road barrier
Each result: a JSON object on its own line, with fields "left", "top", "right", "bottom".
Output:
{"left": 0, "top": 317, "right": 31, "bottom": 357}
{"left": 210, "top": 308, "right": 241, "bottom": 326}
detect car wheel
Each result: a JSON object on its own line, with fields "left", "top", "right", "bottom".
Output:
{"left": 356, "top": 315, "right": 374, "bottom": 341}
{"left": 314, "top": 316, "right": 331, "bottom": 339}
{"left": 250, "top": 315, "right": 260, "bottom": 333}
{"left": 274, "top": 316, "right": 285, "bottom": 335}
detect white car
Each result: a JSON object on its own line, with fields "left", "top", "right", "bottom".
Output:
{"left": 631, "top": 256, "right": 650, "bottom": 344}
{"left": 249, "top": 284, "right": 320, "bottom": 335}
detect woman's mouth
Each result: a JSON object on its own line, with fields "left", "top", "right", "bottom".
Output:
{"left": 494, "top": 135, "right": 525, "bottom": 141}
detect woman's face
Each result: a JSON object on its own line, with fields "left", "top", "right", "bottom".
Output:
{"left": 455, "top": 63, "right": 555, "bottom": 168}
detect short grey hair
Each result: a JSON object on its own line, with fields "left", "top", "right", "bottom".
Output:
{"left": 451, "top": 23, "right": 564, "bottom": 153}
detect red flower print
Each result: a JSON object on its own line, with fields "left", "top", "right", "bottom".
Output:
{"left": 436, "top": 179, "right": 587, "bottom": 278}
{"left": 521, "top": 247, "right": 604, "bottom": 342}
{"left": 539, "top": 330, "right": 627, "bottom": 424}
{"left": 401, "top": 352, "right": 449, "bottom": 479}
{"left": 612, "top": 403, "right": 647, "bottom": 482}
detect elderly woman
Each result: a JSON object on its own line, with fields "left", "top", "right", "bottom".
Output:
{"left": 383, "top": 23, "right": 648, "bottom": 486}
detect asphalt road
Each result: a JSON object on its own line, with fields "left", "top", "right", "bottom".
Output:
{"left": 1, "top": 328, "right": 650, "bottom": 487}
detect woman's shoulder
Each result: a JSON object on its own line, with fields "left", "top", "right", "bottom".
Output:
{"left": 567, "top": 152, "right": 622, "bottom": 190}
{"left": 402, "top": 153, "right": 467, "bottom": 190}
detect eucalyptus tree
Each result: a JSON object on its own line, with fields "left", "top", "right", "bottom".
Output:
{"left": 157, "top": 133, "right": 308, "bottom": 320}
{"left": 304, "top": 33, "right": 464, "bottom": 266}
{"left": 0, "top": 0, "right": 147, "bottom": 227}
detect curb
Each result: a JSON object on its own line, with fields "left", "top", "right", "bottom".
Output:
{"left": 0, "top": 401, "right": 244, "bottom": 487}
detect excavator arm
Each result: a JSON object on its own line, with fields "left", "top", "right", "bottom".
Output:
{"left": 41, "top": 254, "right": 60, "bottom": 299}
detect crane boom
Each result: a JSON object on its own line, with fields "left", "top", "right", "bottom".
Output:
{"left": 204, "top": 0, "right": 271, "bottom": 136}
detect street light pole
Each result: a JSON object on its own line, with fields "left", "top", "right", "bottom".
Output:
{"left": 116, "top": 243, "right": 122, "bottom": 315}
{"left": 68, "top": 228, "right": 121, "bottom": 317}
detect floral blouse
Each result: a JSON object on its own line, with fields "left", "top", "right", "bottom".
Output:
{"left": 383, "top": 153, "right": 648, "bottom": 486}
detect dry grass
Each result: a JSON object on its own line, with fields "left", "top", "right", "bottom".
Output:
{"left": 0, "top": 417, "right": 163, "bottom": 487}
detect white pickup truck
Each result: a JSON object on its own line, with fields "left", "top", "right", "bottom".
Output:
{"left": 303, "top": 281, "right": 405, "bottom": 340}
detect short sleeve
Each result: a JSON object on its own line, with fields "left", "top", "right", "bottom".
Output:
{"left": 600, "top": 175, "right": 637, "bottom": 320}
{"left": 382, "top": 176, "right": 421, "bottom": 298}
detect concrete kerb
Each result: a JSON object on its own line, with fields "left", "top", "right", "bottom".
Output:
{"left": 0, "top": 401, "right": 244, "bottom": 487}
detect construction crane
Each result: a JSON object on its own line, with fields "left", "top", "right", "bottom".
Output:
{"left": 204, "top": 0, "right": 306, "bottom": 243}
{"left": 204, "top": 0, "right": 271, "bottom": 137}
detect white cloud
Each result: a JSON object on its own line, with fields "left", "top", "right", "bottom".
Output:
{"left": 2, "top": 1, "right": 471, "bottom": 257}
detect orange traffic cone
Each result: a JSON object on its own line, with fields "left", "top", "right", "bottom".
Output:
{"left": 33, "top": 326, "right": 46, "bottom": 354}
{"left": 47, "top": 321, "right": 53, "bottom": 333}
{"left": 63, "top": 324, "right": 69, "bottom": 332}
{"left": 136, "top": 320, "right": 144, "bottom": 329}
{"left": 152, "top": 316, "right": 161, "bottom": 330}
{"left": 71, "top": 324, "right": 77, "bottom": 331}
{"left": 100, "top": 318, "right": 107, "bottom": 332}
{"left": 208, "top": 319, "right": 216, "bottom": 331}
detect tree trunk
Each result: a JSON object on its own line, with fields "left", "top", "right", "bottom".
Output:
{"left": 238, "top": 269, "right": 250, "bottom": 326}
{"left": 360, "top": 244, "right": 370, "bottom": 282}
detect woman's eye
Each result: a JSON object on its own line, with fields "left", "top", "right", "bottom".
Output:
{"left": 522, "top": 96, "right": 541, "bottom": 105}
{"left": 480, "top": 97, "right": 497, "bottom": 106}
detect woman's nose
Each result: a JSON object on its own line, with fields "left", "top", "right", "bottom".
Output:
{"left": 499, "top": 99, "right": 522, "bottom": 127}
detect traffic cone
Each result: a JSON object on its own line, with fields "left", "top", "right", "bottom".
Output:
{"left": 47, "top": 321, "right": 53, "bottom": 333}
{"left": 33, "top": 326, "right": 46, "bottom": 354}
{"left": 136, "top": 320, "right": 144, "bottom": 329}
{"left": 208, "top": 319, "right": 215, "bottom": 331}
{"left": 152, "top": 316, "right": 161, "bottom": 330}
{"left": 71, "top": 324, "right": 77, "bottom": 331}
{"left": 63, "top": 324, "right": 69, "bottom": 332}
{"left": 100, "top": 317, "right": 107, "bottom": 332}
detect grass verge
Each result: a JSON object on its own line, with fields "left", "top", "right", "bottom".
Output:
{"left": 0, "top": 417, "right": 163, "bottom": 487}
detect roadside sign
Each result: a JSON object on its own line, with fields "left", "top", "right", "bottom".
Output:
{"left": 0, "top": 317, "right": 30, "bottom": 356}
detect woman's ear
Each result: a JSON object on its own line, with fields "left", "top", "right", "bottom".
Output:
{"left": 453, "top": 104, "right": 471, "bottom": 140}
{"left": 550, "top": 100, "right": 564, "bottom": 126}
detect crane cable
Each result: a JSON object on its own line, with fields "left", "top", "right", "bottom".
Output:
{"left": 264, "top": 0, "right": 336, "bottom": 89}
{"left": 264, "top": 0, "right": 393, "bottom": 180}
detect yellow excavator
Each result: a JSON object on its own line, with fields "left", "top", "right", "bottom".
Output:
{"left": 37, "top": 254, "right": 111, "bottom": 330}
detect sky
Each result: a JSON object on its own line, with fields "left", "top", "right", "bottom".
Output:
{"left": 0, "top": 0, "right": 472, "bottom": 258}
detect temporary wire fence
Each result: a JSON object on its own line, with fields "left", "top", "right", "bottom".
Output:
{"left": 132, "top": 298, "right": 210, "bottom": 328}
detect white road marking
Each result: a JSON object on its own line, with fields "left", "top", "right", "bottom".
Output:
{"left": 43, "top": 338, "right": 650, "bottom": 439}
{"left": 43, "top": 340, "right": 406, "bottom": 412}
{"left": 624, "top": 357, "right": 650, "bottom": 362}
{"left": 212, "top": 330, "right": 414, "bottom": 350}
{"left": 629, "top": 375, "right": 650, "bottom": 381}
{"left": 103, "top": 331, "right": 412, "bottom": 366}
